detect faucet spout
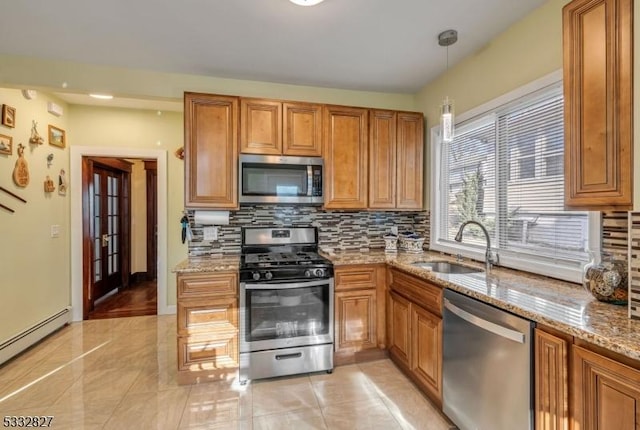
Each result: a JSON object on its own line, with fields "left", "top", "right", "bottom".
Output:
{"left": 454, "top": 220, "right": 498, "bottom": 272}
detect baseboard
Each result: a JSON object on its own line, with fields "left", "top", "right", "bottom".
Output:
{"left": 0, "top": 307, "right": 71, "bottom": 366}
{"left": 130, "top": 272, "right": 151, "bottom": 284}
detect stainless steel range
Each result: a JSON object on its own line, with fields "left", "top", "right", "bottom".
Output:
{"left": 239, "top": 226, "right": 334, "bottom": 383}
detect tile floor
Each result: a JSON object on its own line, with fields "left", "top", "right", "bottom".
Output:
{"left": 0, "top": 315, "right": 455, "bottom": 429}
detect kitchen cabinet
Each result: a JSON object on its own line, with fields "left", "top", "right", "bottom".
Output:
{"left": 176, "top": 271, "right": 239, "bottom": 385}
{"left": 563, "top": 0, "right": 633, "bottom": 210}
{"left": 387, "top": 268, "right": 443, "bottom": 405}
{"left": 369, "top": 110, "right": 424, "bottom": 210}
{"left": 240, "top": 98, "right": 322, "bottom": 156}
{"left": 534, "top": 327, "right": 570, "bottom": 430}
{"left": 572, "top": 344, "right": 640, "bottom": 430}
{"left": 184, "top": 92, "right": 238, "bottom": 209}
{"left": 334, "top": 264, "right": 386, "bottom": 365}
{"left": 323, "top": 105, "right": 369, "bottom": 209}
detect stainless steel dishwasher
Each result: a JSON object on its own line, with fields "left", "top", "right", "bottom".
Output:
{"left": 443, "top": 289, "right": 534, "bottom": 430}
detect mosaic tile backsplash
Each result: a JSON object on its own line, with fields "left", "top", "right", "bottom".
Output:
{"left": 187, "top": 205, "right": 429, "bottom": 256}
{"left": 628, "top": 212, "right": 640, "bottom": 320}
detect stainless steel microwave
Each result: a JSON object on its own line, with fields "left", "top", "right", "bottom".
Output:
{"left": 239, "top": 154, "right": 323, "bottom": 205}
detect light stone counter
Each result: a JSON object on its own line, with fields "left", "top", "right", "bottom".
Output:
{"left": 323, "top": 249, "right": 640, "bottom": 362}
{"left": 173, "top": 255, "right": 240, "bottom": 273}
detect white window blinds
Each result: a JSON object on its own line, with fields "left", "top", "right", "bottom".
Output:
{"left": 434, "top": 82, "right": 590, "bottom": 278}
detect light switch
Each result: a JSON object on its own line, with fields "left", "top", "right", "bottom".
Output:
{"left": 203, "top": 226, "right": 218, "bottom": 241}
{"left": 51, "top": 225, "right": 60, "bottom": 238}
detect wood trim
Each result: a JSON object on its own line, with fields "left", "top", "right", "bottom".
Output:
{"left": 81, "top": 157, "right": 94, "bottom": 319}
{"left": 145, "top": 164, "right": 157, "bottom": 279}
{"left": 89, "top": 157, "right": 133, "bottom": 172}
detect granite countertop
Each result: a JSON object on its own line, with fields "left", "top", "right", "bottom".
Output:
{"left": 173, "top": 249, "right": 640, "bottom": 361}
{"left": 323, "top": 249, "right": 640, "bottom": 362}
{"left": 173, "top": 255, "right": 240, "bottom": 273}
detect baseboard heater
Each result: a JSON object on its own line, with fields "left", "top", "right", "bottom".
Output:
{"left": 0, "top": 307, "right": 71, "bottom": 366}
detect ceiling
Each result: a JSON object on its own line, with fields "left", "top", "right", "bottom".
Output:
{"left": 1, "top": 0, "right": 546, "bottom": 102}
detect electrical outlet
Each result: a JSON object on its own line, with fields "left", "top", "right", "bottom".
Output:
{"left": 50, "top": 225, "right": 60, "bottom": 238}
{"left": 203, "top": 226, "right": 218, "bottom": 241}
{"left": 391, "top": 226, "right": 398, "bottom": 235}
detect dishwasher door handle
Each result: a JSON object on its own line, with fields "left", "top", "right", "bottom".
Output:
{"left": 444, "top": 298, "right": 525, "bottom": 343}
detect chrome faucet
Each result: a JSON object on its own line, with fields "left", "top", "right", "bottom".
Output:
{"left": 454, "top": 220, "right": 498, "bottom": 273}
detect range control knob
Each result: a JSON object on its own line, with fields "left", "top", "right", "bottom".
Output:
{"left": 305, "top": 270, "right": 312, "bottom": 278}
{"left": 264, "top": 271, "right": 273, "bottom": 280}
{"left": 252, "top": 272, "right": 260, "bottom": 281}
{"left": 314, "top": 269, "right": 325, "bottom": 277}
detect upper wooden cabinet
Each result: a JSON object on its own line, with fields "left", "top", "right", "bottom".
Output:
{"left": 563, "top": 0, "right": 633, "bottom": 210}
{"left": 369, "top": 110, "right": 424, "bottom": 210}
{"left": 240, "top": 98, "right": 322, "bottom": 156}
{"left": 184, "top": 92, "right": 239, "bottom": 209}
{"left": 323, "top": 105, "right": 369, "bottom": 209}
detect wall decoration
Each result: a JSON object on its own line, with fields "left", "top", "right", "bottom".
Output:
{"left": 2, "top": 105, "right": 16, "bottom": 128}
{"left": 44, "top": 175, "right": 55, "bottom": 193}
{"left": 47, "top": 154, "right": 54, "bottom": 168}
{"left": 58, "top": 169, "right": 67, "bottom": 196}
{"left": 175, "top": 146, "right": 184, "bottom": 160}
{"left": 0, "top": 134, "right": 12, "bottom": 155}
{"left": 48, "top": 125, "right": 65, "bottom": 148}
{"left": 12, "top": 144, "right": 29, "bottom": 187}
{"left": 29, "top": 120, "right": 44, "bottom": 145}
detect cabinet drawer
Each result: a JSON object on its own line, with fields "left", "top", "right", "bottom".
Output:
{"left": 335, "top": 265, "right": 380, "bottom": 291}
{"left": 177, "top": 297, "right": 238, "bottom": 336}
{"left": 177, "top": 272, "right": 237, "bottom": 299}
{"left": 178, "top": 333, "right": 239, "bottom": 371}
{"left": 389, "top": 269, "right": 442, "bottom": 316}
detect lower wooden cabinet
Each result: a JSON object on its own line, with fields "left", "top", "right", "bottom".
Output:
{"left": 334, "top": 264, "right": 386, "bottom": 364}
{"left": 176, "top": 271, "right": 239, "bottom": 385}
{"left": 534, "top": 328, "right": 570, "bottom": 430}
{"left": 572, "top": 345, "right": 640, "bottom": 430}
{"left": 387, "top": 268, "right": 443, "bottom": 405}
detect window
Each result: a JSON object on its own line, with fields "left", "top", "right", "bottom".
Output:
{"left": 431, "top": 76, "right": 599, "bottom": 282}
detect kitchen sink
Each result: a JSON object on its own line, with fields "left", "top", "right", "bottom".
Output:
{"left": 411, "top": 261, "right": 482, "bottom": 274}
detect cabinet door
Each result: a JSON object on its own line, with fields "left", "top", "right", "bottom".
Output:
{"left": 563, "top": 0, "right": 632, "bottom": 210}
{"left": 335, "top": 289, "right": 377, "bottom": 354}
{"left": 572, "top": 345, "right": 640, "bottom": 430}
{"left": 388, "top": 291, "right": 411, "bottom": 368}
{"left": 535, "top": 329, "right": 569, "bottom": 430}
{"left": 369, "top": 110, "right": 397, "bottom": 209}
{"left": 396, "top": 112, "right": 424, "bottom": 209}
{"left": 283, "top": 102, "right": 322, "bottom": 156}
{"left": 184, "top": 93, "right": 238, "bottom": 208}
{"left": 411, "top": 304, "right": 442, "bottom": 404}
{"left": 240, "top": 98, "right": 282, "bottom": 155}
{"left": 323, "top": 105, "right": 368, "bottom": 209}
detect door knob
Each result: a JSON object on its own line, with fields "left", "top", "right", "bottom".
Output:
{"left": 101, "top": 234, "right": 110, "bottom": 247}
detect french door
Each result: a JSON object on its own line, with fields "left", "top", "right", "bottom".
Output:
{"left": 82, "top": 158, "right": 131, "bottom": 317}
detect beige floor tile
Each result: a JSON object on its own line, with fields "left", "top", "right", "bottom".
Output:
{"left": 309, "top": 364, "right": 368, "bottom": 385}
{"left": 180, "top": 420, "right": 253, "bottom": 430}
{"left": 59, "top": 367, "right": 141, "bottom": 403}
{"left": 127, "top": 366, "right": 182, "bottom": 394}
{"left": 358, "top": 359, "right": 416, "bottom": 394}
{"left": 381, "top": 386, "right": 454, "bottom": 430}
{"left": 180, "top": 383, "right": 252, "bottom": 428}
{"left": 311, "top": 379, "right": 378, "bottom": 407}
{"left": 321, "top": 398, "right": 401, "bottom": 430}
{"left": 44, "top": 396, "right": 121, "bottom": 429}
{"left": 103, "top": 387, "right": 191, "bottom": 430}
{"left": 252, "top": 379, "right": 319, "bottom": 417}
{"left": 253, "top": 408, "right": 327, "bottom": 430}
{"left": 0, "top": 365, "right": 80, "bottom": 411}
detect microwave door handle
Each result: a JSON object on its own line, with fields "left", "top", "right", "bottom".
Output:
{"left": 243, "top": 279, "right": 330, "bottom": 290}
{"left": 307, "top": 165, "right": 313, "bottom": 196}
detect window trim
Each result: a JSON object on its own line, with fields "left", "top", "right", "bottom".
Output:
{"left": 429, "top": 70, "right": 601, "bottom": 283}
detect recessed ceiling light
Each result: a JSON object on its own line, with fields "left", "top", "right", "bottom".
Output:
{"left": 289, "top": 0, "right": 325, "bottom": 6}
{"left": 89, "top": 93, "right": 113, "bottom": 100}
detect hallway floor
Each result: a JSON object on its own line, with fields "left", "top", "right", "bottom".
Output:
{"left": 0, "top": 315, "right": 455, "bottom": 429}
{"left": 88, "top": 280, "right": 157, "bottom": 320}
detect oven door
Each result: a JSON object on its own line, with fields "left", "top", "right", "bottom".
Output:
{"left": 240, "top": 278, "right": 334, "bottom": 353}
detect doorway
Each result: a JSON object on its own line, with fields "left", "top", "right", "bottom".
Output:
{"left": 81, "top": 156, "right": 158, "bottom": 320}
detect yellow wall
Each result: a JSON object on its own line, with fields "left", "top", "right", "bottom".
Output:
{"left": 0, "top": 88, "right": 70, "bottom": 342}
{"left": 130, "top": 160, "right": 147, "bottom": 274}
{"left": 416, "top": 0, "right": 571, "bottom": 206}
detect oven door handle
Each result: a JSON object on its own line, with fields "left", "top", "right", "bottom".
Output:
{"left": 243, "top": 279, "right": 331, "bottom": 290}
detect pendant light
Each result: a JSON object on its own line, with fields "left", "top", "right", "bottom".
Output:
{"left": 438, "top": 29, "right": 458, "bottom": 143}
